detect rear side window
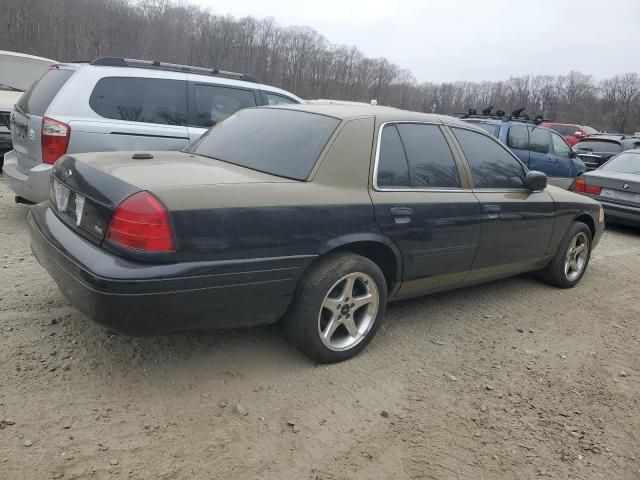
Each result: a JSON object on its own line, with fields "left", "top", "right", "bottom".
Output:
{"left": 187, "top": 108, "right": 340, "bottom": 181}
{"left": 377, "top": 124, "right": 410, "bottom": 188}
{"left": 529, "top": 128, "right": 550, "bottom": 154}
{"left": 264, "top": 92, "right": 297, "bottom": 105}
{"left": 452, "top": 127, "right": 525, "bottom": 189}
{"left": 507, "top": 126, "right": 528, "bottom": 150}
{"left": 396, "top": 123, "right": 460, "bottom": 188}
{"left": 191, "top": 84, "right": 257, "bottom": 128}
{"left": 16, "top": 68, "right": 74, "bottom": 116}
{"left": 466, "top": 121, "right": 499, "bottom": 137}
{"left": 89, "top": 77, "right": 187, "bottom": 126}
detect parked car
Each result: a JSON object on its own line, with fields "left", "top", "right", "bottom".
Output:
{"left": 3, "top": 56, "right": 302, "bottom": 203}
{"left": 463, "top": 116, "right": 586, "bottom": 189}
{"left": 571, "top": 150, "right": 640, "bottom": 226}
{"left": 574, "top": 134, "right": 640, "bottom": 170}
{"left": 29, "top": 104, "right": 604, "bottom": 363}
{"left": 0, "top": 50, "right": 57, "bottom": 164}
{"left": 541, "top": 122, "right": 598, "bottom": 147}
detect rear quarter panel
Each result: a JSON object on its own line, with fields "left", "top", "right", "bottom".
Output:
{"left": 154, "top": 117, "right": 380, "bottom": 267}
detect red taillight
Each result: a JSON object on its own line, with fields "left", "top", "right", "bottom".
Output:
{"left": 106, "top": 192, "right": 175, "bottom": 252}
{"left": 572, "top": 178, "right": 601, "bottom": 195}
{"left": 41, "top": 117, "right": 70, "bottom": 165}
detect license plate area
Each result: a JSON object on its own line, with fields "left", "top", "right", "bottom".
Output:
{"left": 601, "top": 188, "right": 639, "bottom": 203}
{"left": 52, "top": 178, "right": 86, "bottom": 227}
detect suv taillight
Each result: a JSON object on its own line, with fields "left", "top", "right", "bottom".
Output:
{"left": 106, "top": 192, "right": 175, "bottom": 252}
{"left": 573, "top": 178, "right": 602, "bottom": 195}
{"left": 41, "top": 117, "right": 70, "bottom": 165}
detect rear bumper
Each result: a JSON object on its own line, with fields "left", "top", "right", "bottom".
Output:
{"left": 3, "top": 150, "right": 51, "bottom": 202}
{"left": 600, "top": 200, "right": 640, "bottom": 226}
{"left": 29, "top": 203, "right": 313, "bottom": 335}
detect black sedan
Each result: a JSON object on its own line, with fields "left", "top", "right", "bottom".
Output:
{"left": 572, "top": 150, "right": 640, "bottom": 226}
{"left": 574, "top": 134, "right": 640, "bottom": 170}
{"left": 29, "top": 105, "right": 604, "bottom": 363}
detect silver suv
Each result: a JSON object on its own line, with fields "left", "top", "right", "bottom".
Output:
{"left": 3, "top": 57, "right": 302, "bottom": 203}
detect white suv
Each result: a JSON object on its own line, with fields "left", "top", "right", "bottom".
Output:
{"left": 3, "top": 57, "right": 302, "bottom": 203}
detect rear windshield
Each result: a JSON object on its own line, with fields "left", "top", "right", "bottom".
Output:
{"left": 465, "top": 121, "right": 499, "bottom": 137}
{"left": 186, "top": 108, "right": 340, "bottom": 181}
{"left": 575, "top": 140, "right": 622, "bottom": 153}
{"left": 583, "top": 126, "right": 598, "bottom": 135}
{"left": 601, "top": 152, "right": 640, "bottom": 174}
{"left": 15, "top": 68, "right": 74, "bottom": 116}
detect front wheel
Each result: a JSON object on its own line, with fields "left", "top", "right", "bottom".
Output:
{"left": 285, "top": 252, "right": 387, "bottom": 363}
{"left": 538, "top": 221, "right": 592, "bottom": 288}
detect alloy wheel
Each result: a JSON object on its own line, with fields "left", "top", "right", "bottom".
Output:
{"left": 564, "top": 232, "right": 589, "bottom": 282}
{"left": 317, "top": 272, "right": 379, "bottom": 351}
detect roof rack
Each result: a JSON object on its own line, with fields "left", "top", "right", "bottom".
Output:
{"left": 454, "top": 107, "right": 549, "bottom": 125}
{"left": 90, "top": 57, "right": 259, "bottom": 83}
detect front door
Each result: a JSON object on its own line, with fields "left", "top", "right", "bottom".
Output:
{"left": 449, "top": 126, "right": 555, "bottom": 281}
{"left": 370, "top": 122, "right": 482, "bottom": 296}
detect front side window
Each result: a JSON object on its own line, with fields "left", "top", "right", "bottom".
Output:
{"left": 452, "top": 127, "right": 526, "bottom": 189}
{"left": 507, "top": 126, "right": 528, "bottom": 150}
{"left": 264, "top": 92, "right": 297, "bottom": 105}
{"left": 192, "top": 84, "right": 257, "bottom": 127}
{"left": 186, "top": 108, "right": 339, "bottom": 181}
{"left": 377, "top": 124, "right": 410, "bottom": 188}
{"left": 396, "top": 123, "right": 460, "bottom": 188}
{"left": 529, "top": 127, "right": 550, "bottom": 154}
{"left": 89, "top": 77, "right": 187, "bottom": 126}
{"left": 552, "top": 132, "right": 571, "bottom": 157}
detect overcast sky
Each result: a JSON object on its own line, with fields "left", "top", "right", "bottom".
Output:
{"left": 190, "top": 0, "right": 639, "bottom": 83}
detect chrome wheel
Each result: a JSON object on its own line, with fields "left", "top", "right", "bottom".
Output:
{"left": 317, "top": 272, "right": 379, "bottom": 351}
{"left": 564, "top": 232, "right": 589, "bottom": 282}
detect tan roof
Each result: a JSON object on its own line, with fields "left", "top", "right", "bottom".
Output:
{"left": 265, "top": 103, "right": 477, "bottom": 130}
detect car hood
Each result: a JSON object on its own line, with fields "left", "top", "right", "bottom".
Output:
{"left": 72, "top": 151, "right": 295, "bottom": 192}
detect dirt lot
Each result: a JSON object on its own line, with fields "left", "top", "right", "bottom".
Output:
{"left": 0, "top": 176, "right": 639, "bottom": 480}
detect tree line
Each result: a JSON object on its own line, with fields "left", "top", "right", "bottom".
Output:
{"left": 2, "top": 0, "right": 640, "bottom": 133}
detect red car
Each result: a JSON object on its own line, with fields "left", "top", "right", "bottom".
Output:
{"left": 542, "top": 123, "right": 599, "bottom": 147}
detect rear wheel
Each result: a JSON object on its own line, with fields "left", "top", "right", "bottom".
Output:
{"left": 538, "top": 221, "right": 592, "bottom": 288}
{"left": 285, "top": 252, "right": 387, "bottom": 363}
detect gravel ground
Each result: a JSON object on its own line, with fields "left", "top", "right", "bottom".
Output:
{"left": 0, "top": 175, "right": 639, "bottom": 480}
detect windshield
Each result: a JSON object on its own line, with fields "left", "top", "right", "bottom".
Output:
{"left": 186, "top": 108, "right": 341, "bottom": 181}
{"left": 547, "top": 124, "right": 578, "bottom": 136}
{"left": 601, "top": 152, "right": 640, "bottom": 174}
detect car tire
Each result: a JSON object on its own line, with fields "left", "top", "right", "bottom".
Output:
{"left": 538, "top": 221, "right": 592, "bottom": 289}
{"left": 285, "top": 252, "right": 387, "bottom": 363}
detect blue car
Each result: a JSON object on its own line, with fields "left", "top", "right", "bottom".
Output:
{"left": 463, "top": 114, "right": 586, "bottom": 189}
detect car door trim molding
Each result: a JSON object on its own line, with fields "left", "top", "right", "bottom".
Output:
{"left": 109, "top": 131, "right": 190, "bottom": 140}
{"left": 372, "top": 121, "right": 470, "bottom": 192}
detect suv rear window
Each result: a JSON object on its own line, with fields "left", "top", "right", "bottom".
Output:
{"left": 465, "top": 121, "right": 499, "bottom": 137}
{"left": 16, "top": 68, "right": 74, "bottom": 116}
{"left": 89, "top": 77, "right": 187, "bottom": 126}
{"left": 187, "top": 108, "right": 340, "bottom": 181}
{"left": 574, "top": 140, "right": 622, "bottom": 153}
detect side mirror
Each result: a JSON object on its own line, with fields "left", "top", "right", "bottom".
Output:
{"left": 525, "top": 171, "right": 547, "bottom": 191}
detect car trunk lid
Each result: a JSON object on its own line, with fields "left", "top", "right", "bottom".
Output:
{"left": 583, "top": 170, "right": 640, "bottom": 205}
{"left": 50, "top": 151, "right": 294, "bottom": 245}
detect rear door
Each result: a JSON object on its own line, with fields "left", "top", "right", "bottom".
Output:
{"left": 187, "top": 77, "right": 260, "bottom": 142}
{"left": 11, "top": 67, "right": 74, "bottom": 173}
{"left": 370, "top": 122, "right": 481, "bottom": 296}
{"left": 73, "top": 75, "right": 190, "bottom": 152}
